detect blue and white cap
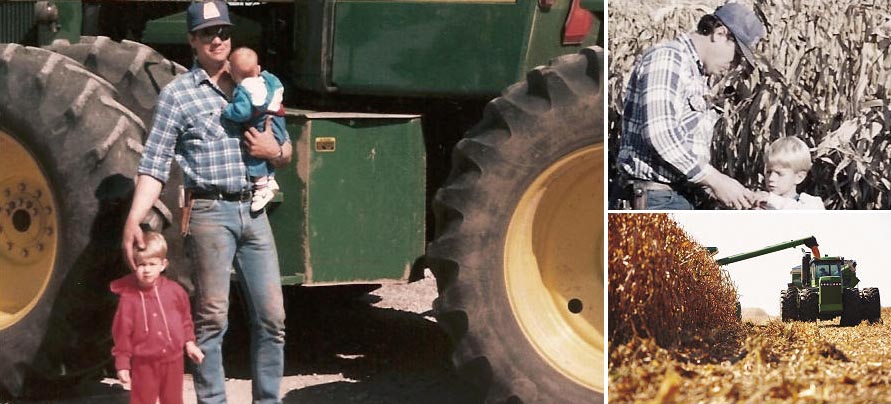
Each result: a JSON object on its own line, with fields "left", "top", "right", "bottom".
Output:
{"left": 187, "top": 1, "right": 232, "bottom": 32}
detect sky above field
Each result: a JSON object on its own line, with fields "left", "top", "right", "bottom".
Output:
{"left": 669, "top": 212, "right": 891, "bottom": 316}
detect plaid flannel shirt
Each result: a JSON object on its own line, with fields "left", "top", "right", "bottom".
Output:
{"left": 617, "top": 33, "right": 720, "bottom": 184}
{"left": 139, "top": 66, "right": 250, "bottom": 193}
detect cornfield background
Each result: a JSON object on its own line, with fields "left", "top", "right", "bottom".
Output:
{"left": 609, "top": 0, "right": 891, "bottom": 209}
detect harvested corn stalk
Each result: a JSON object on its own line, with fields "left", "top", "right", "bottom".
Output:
{"left": 608, "top": 213, "right": 739, "bottom": 348}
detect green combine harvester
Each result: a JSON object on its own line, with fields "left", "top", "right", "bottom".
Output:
{"left": 716, "top": 236, "right": 881, "bottom": 326}
{"left": 0, "top": 0, "right": 604, "bottom": 400}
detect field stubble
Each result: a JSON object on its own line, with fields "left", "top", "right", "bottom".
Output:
{"left": 610, "top": 308, "right": 891, "bottom": 404}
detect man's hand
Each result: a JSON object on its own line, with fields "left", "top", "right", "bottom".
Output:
{"left": 243, "top": 116, "right": 281, "bottom": 160}
{"left": 699, "top": 166, "right": 755, "bottom": 209}
{"left": 244, "top": 116, "right": 292, "bottom": 167}
{"left": 752, "top": 190, "right": 770, "bottom": 210}
{"left": 122, "top": 175, "right": 164, "bottom": 270}
{"left": 122, "top": 219, "right": 145, "bottom": 271}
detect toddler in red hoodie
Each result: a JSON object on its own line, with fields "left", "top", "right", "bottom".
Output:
{"left": 111, "top": 231, "right": 204, "bottom": 404}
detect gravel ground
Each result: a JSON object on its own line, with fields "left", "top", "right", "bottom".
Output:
{"left": 7, "top": 271, "right": 484, "bottom": 404}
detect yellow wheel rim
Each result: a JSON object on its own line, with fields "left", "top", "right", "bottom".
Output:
{"left": 0, "top": 131, "right": 59, "bottom": 331}
{"left": 504, "top": 143, "right": 603, "bottom": 392}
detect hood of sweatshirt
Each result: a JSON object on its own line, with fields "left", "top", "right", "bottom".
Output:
{"left": 110, "top": 273, "right": 169, "bottom": 295}
{"left": 110, "top": 273, "right": 175, "bottom": 340}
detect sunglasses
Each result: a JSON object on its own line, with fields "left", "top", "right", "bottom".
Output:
{"left": 194, "top": 26, "right": 232, "bottom": 43}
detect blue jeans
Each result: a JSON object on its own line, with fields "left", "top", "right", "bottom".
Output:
{"left": 645, "top": 189, "right": 694, "bottom": 210}
{"left": 186, "top": 199, "right": 286, "bottom": 404}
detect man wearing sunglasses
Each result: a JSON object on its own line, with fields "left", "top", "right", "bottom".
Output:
{"left": 613, "top": 3, "right": 766, "bottom": 210}
{"left": 122, "top": 1, "right": 290, "bottom": 403}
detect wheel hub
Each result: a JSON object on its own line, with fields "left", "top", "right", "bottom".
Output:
{"left": 504, "top": 143, "right": 604, "bottom": 393}
{"left": 0, "top": 131, "right": 58, "bottom": 330}
{"left": 1, "top": 180, "right": 54, "bottom": 263}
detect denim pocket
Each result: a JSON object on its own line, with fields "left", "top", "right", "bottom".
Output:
{"left": 190, "top": 198, "right": 218, "bottom": 214}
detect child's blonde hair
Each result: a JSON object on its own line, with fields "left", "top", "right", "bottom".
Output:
{"left": 764, "top": 136, "right": 812, "bottom": 172}
{"left": 134, "top": 231, "right": 168, "bottom": 262}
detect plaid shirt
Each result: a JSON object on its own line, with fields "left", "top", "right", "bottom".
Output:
{"left": 617, "top": 33, "right": 720, "bottom": 184}
{"left": 139, "top": 66, "right": 249, "bottom": 193}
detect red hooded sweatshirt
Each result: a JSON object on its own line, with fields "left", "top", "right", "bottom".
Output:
{"left": 110, "top": 273, "right": 196, "bottom": 371}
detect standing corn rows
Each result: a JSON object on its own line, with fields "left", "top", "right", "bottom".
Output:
{"left": 608, "top": 214, "right": 738, "bottom": 348}
{"left": 609, "top": 0, "right": 891, "bottom": 209}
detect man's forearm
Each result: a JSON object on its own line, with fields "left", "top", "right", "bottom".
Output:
{"left": 126, "top": 175, "right": 164, "bottom": 226}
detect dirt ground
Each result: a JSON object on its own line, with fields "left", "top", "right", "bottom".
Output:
{"left": 7, "top": 271, "right": 484, "bottom": 404}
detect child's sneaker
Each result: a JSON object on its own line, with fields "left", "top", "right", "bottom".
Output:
{"left": 251, "top": 179, "right": 279, "bottom": 212}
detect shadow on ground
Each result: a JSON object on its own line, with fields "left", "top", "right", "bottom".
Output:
{"left": 7, "top": 285, "right": 482, "bottom": 404}
{"left": 226, "top": 285, "right": 484, "bottom": 404}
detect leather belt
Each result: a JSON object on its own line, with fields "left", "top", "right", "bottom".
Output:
{"left": 188, "top": 189, "right": 252, "bottom": 202}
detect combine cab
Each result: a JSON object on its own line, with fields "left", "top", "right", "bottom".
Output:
{"left": 0, "top": 0, "right": 604, "bottom": 401}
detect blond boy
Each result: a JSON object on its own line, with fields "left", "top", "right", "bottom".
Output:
{"left": 111, "top": 231, "right": 204, "bottom": 404}
{"left": 755, "top": 137, "right": 825, "bottom": 210}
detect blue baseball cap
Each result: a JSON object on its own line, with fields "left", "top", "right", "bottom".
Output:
{"left": 714, "top": 3, "right": 766, "bottom": 66}
{"left": 187, "top": 1, "right": 232, "bottom": 33}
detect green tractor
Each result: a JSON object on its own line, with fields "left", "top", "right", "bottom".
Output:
{"left": 0, "top": 0, "right": 604, "bottom": 401}
{"left": 716, "top": 236, "right": 881, "bottom": 326}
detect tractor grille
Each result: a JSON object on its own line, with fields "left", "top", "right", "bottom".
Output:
{"left": 819, "top": 282, "right": 842, "bottom": 306}
{"left": 0, "top": 2, "right": 36, "bottom": 44}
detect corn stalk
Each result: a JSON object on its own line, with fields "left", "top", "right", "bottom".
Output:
{"left": 608, "top": 214, "right": 738, "bottom": 349}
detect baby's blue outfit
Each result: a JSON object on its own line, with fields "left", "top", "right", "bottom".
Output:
{"left": 223, "top": 70, "right": 289, "bottom": 179}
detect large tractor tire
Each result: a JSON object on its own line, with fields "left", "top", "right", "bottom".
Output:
{"left": 0, "top": 44, "right": 145, "bottom": 397}
{"left": 428, "top": 47, "right": 604, "bottom": 403}
{"left": 780, "top": 287, "right": 799, "bottom": 322}
{"left": 44, "top": 36, "right": 190, "bottom": 289}
{"left": 839, "top": 288, "right": 860, "bottom": 327}
{"left": 44, "top": 36, "right": 186, "bottom": 130}
{"left": 860, "top": 288, "right": 881, "bottom": 324}
{"left": 798, "top": 288, "right": 819, "bottom": 322}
